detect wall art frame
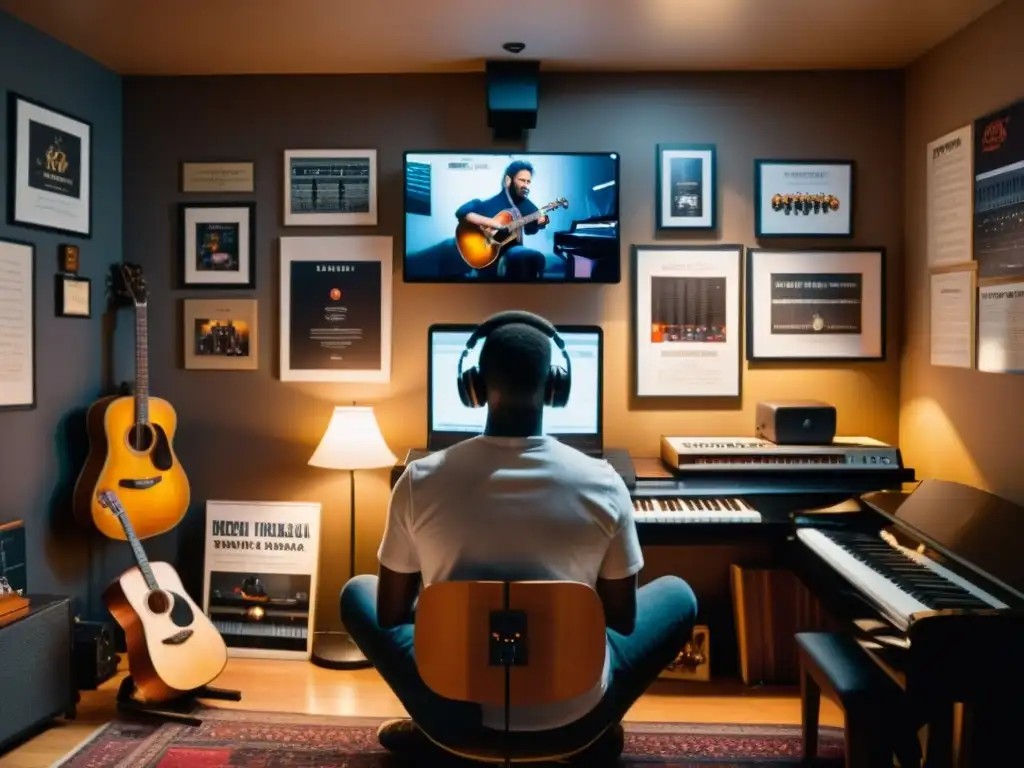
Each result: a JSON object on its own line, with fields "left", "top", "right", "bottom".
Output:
{"left": 54, "top": 274, "right": 91, "bottom": 319}
{"left": 283, "top": 149, "right": 378, "bottom": 226}
{"left": 746, "top": 247, "right": 885, "bottom": 362}
{"left": 754, "top": 159, "right": 854, "bottom": 238}
{"left": 178, "top": 202, "right": 256, "bottom": 289}
{"left": 183, "top": 297, "right": 259, "bottom": 371}
{"left": 656, "top": 144, "right": 717, "bottom": 230}
{"left": 0, "top": 238, "right": 35, "bottom": 410}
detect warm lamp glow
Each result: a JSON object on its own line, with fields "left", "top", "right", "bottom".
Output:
{"left": 309, "top": 406, "right": 396, "bottom": 470}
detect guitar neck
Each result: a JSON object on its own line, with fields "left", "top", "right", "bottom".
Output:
{"left": 505, "top": 205, "right": 555, "bottom": 232}
{"left": 116, "top": 507, "right": 159, "bottom": 591}
{"left": 134, "top": 303, "right": 149, "bottom": 424}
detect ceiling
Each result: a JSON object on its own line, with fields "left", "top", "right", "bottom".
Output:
{"left": 0, "top": 0, "right": 1004, "bottom": 75}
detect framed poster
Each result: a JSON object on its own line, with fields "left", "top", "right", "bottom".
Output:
{"left": 0, "top": 239, "right": 35, "bottom": 410}
{"left": 284, "top": 149, "right": 377, "bottom": 226}
{"left": 926, "top": 126, "right": 973, "bottom": 269}
{"left": 746, "top": 248, "right": 885, "bottom": 362}
{"left": 280, "top": 236, "right": 392, "bottom": 382}
{"left": 929, "top": 265, "right": 975, "bottom": 369}
{"left": 179, "top": 202, "right": 256, "bottom": 289}
{"left": 7, "top": 93, "right": 92, "bottom": 237}
{"left": 754, "top": 160, "right": 854, "bottom": 238}
{"left": 977, "top": 280, "right": 1024, "bottom": 374}
{"left": 183, "top": 298, "right": 258, "bottom": 370}
{"left": 973, "top": 99, "right": 1024, "bottom": 279}
{"left": 202, "top": 500, "right": 322, "bottom": 660}
{"left": 656, "top": 144, "right": 717, "bottom": 230}
{"left": 54, "top": 274, "right": 91, "bottom": 318}
{"left": 632, "top": 244, "right": 742, "bottom": 397}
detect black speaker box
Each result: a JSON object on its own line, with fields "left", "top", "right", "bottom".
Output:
{"left": 485, "top": 60, "right": 540, "bottom": 140}
{"left": 73, "top": 619, "right": 118, "bottom": 690}
{"left": 755, "top": 400, "right": 837, "bottom": 445}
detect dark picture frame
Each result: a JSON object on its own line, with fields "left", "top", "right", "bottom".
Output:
{"left": 746, "top": 247, "right": 886, "bottom": 362}
{"left": 0, "top": 238, "right": 36, "bottom": 411}
{"left": 54, "top": 274, "right": 91, "bottom": 319}
{"left": 7, "top": 92, "right": 93, "bottom": 238}
{"left": 631, "top": 244, "right": 743, "bottom": 398}
{"left": 656, "top": 144, "right": 717, "bottom": 230}
{"left": 754, "top": 159, "right": 854, "bottom": 239}
{"left": 178, "top": 202, "right": 256, "bottom": 289}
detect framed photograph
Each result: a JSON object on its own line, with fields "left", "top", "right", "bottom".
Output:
{"left": 284, "top": 149, "right": 377, "bottom": 226}
{"left": 183, "top": 298, "right": 258, "bottom": 371}
{"left": 0, "top": 239, "right": 35, "bottom": 410}
{"left": 280, "top": 236, "right": 392, "bottom": 382}
{"left": 7, "top": 93, "right": 92, "bottom": 237}
{"left": 659, "top": 625, "right": 711, "bottom": 682}
{"left": 202, "top": 500, "right": 321, "bottom": 660}
{"left": 656, "top": 144, "right": 717, "bottom": 230}
{"left": 54, "top": 275, "right": 91, "bottom": 318}
{"left": 746, "top": 248, "right": 885, "bottom": 362}
{"left": 178, "top": 202, "right": 256, "bottom": 289}
{"left": 632, "top": 244, "right": 742, "bottom": 397}
{"left": 754, "top": 160, "right": 854, "bottom": 238}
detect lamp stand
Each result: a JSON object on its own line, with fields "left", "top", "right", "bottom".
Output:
{"left": 311, "top": 468, "right": 372, "bottom": 670}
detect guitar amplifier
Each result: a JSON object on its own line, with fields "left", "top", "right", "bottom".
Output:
{"left": 0, "top": 596, "right": 78, "bottom": 752}
{"left": 73, "top": 619, "right": 119, "bottom": 690}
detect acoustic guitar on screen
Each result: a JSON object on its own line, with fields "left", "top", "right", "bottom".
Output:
{"left": 99, "top": 489, "right": 227, "bottom": 703}
{"left": 73, "top": 264, "right": 191, "bottom": 541}
{"left": 455, "top": 197, "right": 569, "bottom": 270}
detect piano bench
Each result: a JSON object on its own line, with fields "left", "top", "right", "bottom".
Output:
{"left": 796, "top": 632, "right": 919, "bottom": 768}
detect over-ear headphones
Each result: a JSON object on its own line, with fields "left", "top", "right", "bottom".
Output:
{"left": 456, "top": 310, "right": 572, "bottom": 409}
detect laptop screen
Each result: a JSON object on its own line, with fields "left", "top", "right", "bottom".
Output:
{"left": 427, "top": 324, "right": 603, "bottom": 453}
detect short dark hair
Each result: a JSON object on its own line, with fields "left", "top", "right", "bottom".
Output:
{"left": 479, "top": 322, "right": 550, "bottom": 405}
{"left": 503, "top": 160, "right": 534, "bottom": 183}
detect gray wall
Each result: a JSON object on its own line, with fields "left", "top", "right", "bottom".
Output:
{"left": 0, "top": 10, "right": 125, "bottom": 616}
{"left": 122, "top": 71, "right": 905, "bottom": 627}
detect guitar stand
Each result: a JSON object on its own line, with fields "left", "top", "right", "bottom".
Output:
{"left": 116, "top": 675, "right": 242, "bottom": 727}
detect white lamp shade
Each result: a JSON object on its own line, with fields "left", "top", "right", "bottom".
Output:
{"left": 308, "top": 406, "right": 397, "bottom": 470}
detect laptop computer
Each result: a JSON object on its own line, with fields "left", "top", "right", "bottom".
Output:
{"left": 418, "top": 323, "right": 635, "bottom": 486}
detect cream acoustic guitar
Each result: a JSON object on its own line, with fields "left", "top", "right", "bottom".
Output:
{"left": 455, "top": 197, "right": 569, "bottom": 271}
{"left": 99, "top": 489, "right": 228, "bottom": 703}
{"left": 73, "top": 264, "right": 190, "bottom": 541}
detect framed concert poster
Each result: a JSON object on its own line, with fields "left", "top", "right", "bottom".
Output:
{"left": 0, "top": 239, "right": 35, "bottom": 410}
{"left": 183, "top": 298, "right": 259, "bottom": 371}
{"left": 7, "top": 93, "right": 92, "bottom": 237}
{"left": 656, "top": 144, "right": 717, "bottom": 230}
{"left": 202, "top": 500, "right": 322, "bottom": 661}
{"left": 283, "top": 149, "right": 377, "bottom": 226}
{"left": 279, "top": 236, "right": 393, "bottom": 382}
{"left": 632, "top": 244, "right": 742, "bottom": 398}
{"left": 178, "top": 202, "right": 256, "bottom": 289}
{"left": 746, "top": 247, "right": 885, "bottom": 362}
{"left": 754, "top": 160, "right": 854, "bottom": 238}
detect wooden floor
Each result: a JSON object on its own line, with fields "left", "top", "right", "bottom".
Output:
{"left": 0, "top": 659, "right": 843, "bottom": 768}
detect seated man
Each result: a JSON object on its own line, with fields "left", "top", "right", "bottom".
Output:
{"left": 340, "top": 312, "right": 698, "bottom": 762}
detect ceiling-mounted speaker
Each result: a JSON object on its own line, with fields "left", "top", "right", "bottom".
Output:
{"left": 485, "top": 60, "right": 540, "bottom": 141}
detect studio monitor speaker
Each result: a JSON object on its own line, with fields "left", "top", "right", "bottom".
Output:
{"left": 485, "top": 60, "right": 540, "bottom": 140}
{"left": 755, "top": 400, "right": 837, "bottom": 446}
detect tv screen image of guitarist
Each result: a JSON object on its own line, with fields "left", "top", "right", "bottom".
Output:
{"left": 403, "top": 152, "right": 620, "bottom": 282}
{"left": 98, "top": 490, "right": 227, "bottom": 703}
{"left": 73, "top": 264, "right": 191, "bottom": 541}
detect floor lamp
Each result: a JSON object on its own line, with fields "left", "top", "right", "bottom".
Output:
{"left": 308, "top": 404, "right": 396, "bottom": 669}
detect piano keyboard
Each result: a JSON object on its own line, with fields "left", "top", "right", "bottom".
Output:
{"left": 797, "top": 527, "right": 1007, "bottom": 632}
{"left": 214, "top": 621, "right": 308, "bottom": 639}
{"left": 633, "top": 496, "right": 761, "bottom": 523}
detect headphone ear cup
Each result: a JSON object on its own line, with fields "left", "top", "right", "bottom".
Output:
{"left": 459, "top": 367, "right": 486, "bottom": 408}
{"left": 547, "top": 365, "right": 571, "bottom": 408}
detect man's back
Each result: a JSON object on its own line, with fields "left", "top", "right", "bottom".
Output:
{"left": 378, "top": 434, "right": 643, "bottom": 731}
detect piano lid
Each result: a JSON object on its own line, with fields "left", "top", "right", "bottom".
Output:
{"left": 862, "top": 479, "right": 1024, "bottom": 601}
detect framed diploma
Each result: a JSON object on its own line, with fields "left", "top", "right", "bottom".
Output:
{"left": 0, "top": 239, "right": 35, "bottom": 410}
{"left": 632, "top": 244, "right": 742, "bottom": 398}
{"left": 55, "top": 274, "right": 91, "bottom": 318}
{"left": 279, "top": 236, "right": 393, "bottom": 382}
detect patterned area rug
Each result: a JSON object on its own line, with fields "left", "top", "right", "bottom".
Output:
{"left": 55, "top": 707, "right": 845, "bottom": 766}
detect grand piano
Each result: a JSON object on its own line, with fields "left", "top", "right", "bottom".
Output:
{"left": 793, "top": 479, "right": 1024, "bottom": 766}
{"left": 552, "top": 177, "right": 619, "bottom": 281}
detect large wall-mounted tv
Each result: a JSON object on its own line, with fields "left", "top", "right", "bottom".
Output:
{"left": 403, "top": 151, "right": 620, "bottom": 283}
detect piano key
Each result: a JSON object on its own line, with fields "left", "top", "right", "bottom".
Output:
{"left": 632, "top": 496, "right": 761, "bottom": 523}
{"left": 213, "top": 620, "right": 308, "bottom": 639}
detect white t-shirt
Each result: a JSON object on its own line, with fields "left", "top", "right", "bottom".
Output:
{"left": 378, "top": 435, "right": 644, "bottom": 732}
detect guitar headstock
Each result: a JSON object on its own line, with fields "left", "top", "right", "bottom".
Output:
{"left": 97, "top": 490, "right": 125, "bottom": 517}
{"left": 110, "top": 263, "right": 148, "bottom": 307}
{"left": 549, "top": 197, "right": 569, "bottom": 211}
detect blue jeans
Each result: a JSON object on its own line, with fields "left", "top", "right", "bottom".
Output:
{"left": 340, "top": 575, "right": 698, "bottom": 747}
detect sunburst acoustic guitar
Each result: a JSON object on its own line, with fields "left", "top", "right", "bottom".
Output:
{"left": 455, "top": 197, "right": 569, "bottom": 271}
{"left": 99, "top": 489, "right": 227, "bottom": 703}
{"left": 73, "top": 264, "right": 190, "bottom": 541}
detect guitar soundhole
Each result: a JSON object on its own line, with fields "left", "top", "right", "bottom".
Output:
{"left": 147, "top": 590, "right": 171, "bottom": 614}
{"left": 127, "top": 423, "right": 155, "bottom": 452}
